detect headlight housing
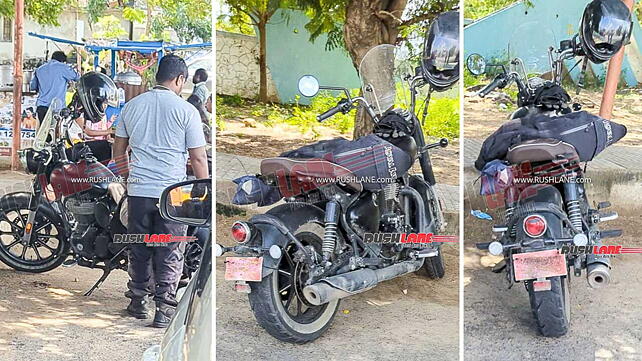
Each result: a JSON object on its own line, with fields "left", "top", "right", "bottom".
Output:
{"left": 18, "top": 148, "right": 39, "bottom": 174}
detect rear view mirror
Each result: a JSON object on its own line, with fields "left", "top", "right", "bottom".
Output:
{"left": 466, "top": 53, "right": 487, "bottom": 76}
{"left": 298, "top": 75, "right": 320, "bottom": 97}
{"left": 159, "top": 178, "right": 212, "bottom": 227}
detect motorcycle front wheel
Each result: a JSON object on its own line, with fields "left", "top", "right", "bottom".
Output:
{"left": 0, "top": 195, "right": 69, "bottom": 273}
{"left": 526, "top": 276, "right": 570, "bottom": 337}
{"left": 248, "top": 223, "right": 339, "bottom": 343}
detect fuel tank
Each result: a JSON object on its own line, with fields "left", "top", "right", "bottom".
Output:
{"left": 49, "top": 158, "right": 115, "bottom": 200}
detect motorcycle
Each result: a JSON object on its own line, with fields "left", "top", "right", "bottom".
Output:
{"left": 0, "top": 98, "right": 207, "bottom": 296}
{"left": 217, "top": 11, "right": 459, "bottom": 344}
{"left": 466, "top": 0, "right": 632, "bottom": 337}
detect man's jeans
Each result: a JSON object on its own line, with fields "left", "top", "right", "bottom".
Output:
{"left": 126, "top": 196, "right": 186, "bottom": 306}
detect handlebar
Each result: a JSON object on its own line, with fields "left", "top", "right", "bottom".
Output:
{"left": 317, "top": 104, "right": 344, "bottom": 122}
{"left": 479, "top": 74, "right": 508, "bottom": 97}
{"left": 317, "top": 99, "right": 352, "bottom": 122}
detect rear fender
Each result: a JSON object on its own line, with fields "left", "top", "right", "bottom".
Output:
{"left": 515, "top": 185, "right": 565, "bottom": 240}
{"left": 250, "top": 203, "right": 325, "bottom": 278}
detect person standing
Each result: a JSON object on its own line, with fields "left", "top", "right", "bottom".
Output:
{"left": 191, "top": 68, "right": 210, "bottom": 103}
{"left": 112, "top": 54, "right": 208, "bottom": 328}
{"left": 30, "top": 51, "right": 80, "bottom": 123}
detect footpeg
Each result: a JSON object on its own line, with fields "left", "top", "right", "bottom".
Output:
{"left": 599, "top": 211, "right": 618, "bottom": 222}
{"left": 597, "top": 201, "right": 611, "bottom": 209}
{"left": 414, "top": 249, "right": 438, "bottom": 258}
{"left": 600, "top": 229, "right": 623, "bottom": 238}
{"left": 62, "top": 258, "right": 78, "bottom": 268}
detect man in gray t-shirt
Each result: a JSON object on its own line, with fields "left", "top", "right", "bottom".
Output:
{"left": 112, "top": 54, "right": 208, "bottom": 328}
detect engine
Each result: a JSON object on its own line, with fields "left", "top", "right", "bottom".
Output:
{"left": 65, "top": 196, "right": 124, "bottom": 260}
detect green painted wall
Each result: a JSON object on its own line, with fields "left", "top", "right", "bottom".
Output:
{"left": 265, "top": 10, "right": 361, "bottom": 104}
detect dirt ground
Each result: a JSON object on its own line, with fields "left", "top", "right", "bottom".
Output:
{"left": 463, "top": 205, "right": 642, "bottom": 361}
{"left": 0, "top": 263, "right": 163, "bottom": 361}
{"left": 464, "top": 87, "right": 642, "bottom": 145}
{"left": 216, "top": 120, "right": 460, "bottom": 186}
{"left": 215, "top": 211, "right": 460, "bottom": 361}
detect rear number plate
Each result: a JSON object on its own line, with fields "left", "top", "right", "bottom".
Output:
{"left": 225, "top": 257, "right": 263, "bottom": 282}
{"left": 512, "top": 250, "right": 567, "bottom": 281}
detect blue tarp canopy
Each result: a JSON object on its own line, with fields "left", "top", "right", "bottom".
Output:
{"left": 27, "top": 32, "right": 211, "bottom": 78}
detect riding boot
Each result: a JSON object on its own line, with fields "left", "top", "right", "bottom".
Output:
{"left": 152, "top": 302, "right": 176, "bottom": 328}
{"left": 126, "top": 295, "right": 150, "bottom": 319}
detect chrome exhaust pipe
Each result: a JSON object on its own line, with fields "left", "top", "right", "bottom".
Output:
{"left": 303, "top": 260, "right": 423, "bottom": 306}
{"left": 587, "top": 263, "right": 611, "bottom": 288}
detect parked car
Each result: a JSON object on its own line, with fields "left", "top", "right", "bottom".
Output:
{"left": 142, "top": 178, "right": 212, "bottom": 361}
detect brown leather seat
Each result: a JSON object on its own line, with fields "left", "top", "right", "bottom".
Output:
{"left": 260, "top": 157, "right": 362, "bottom": 192}
{"left": 506, "top": 138, "right": 579, "bottom": 164}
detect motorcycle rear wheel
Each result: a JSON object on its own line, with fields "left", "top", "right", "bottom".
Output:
{"left": 0, "top": 196, "right": 69, "bottom": 273}
{"left": 248, "top": 223, "right": 340, "bottom": 343}
{"left": 418, "top": 247, "right": 445, "bottom": 279}
{"left": 526, "top": 276, "right": 570, "bottom": 337}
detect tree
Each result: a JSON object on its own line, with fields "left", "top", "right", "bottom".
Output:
{"left": 151, "top": 0, "right": 212, "bottom": 43}
{"left": 299, "top": 0, "right": 458, "bottom": 137}
{"left": 87, "top": 0, "right": 211, "bottom": 43}
{"left": 0, "top": 0, "right": 66, "bottom": 26}
{"left": 225, "top": 0, "right": 290, "bottom": 103}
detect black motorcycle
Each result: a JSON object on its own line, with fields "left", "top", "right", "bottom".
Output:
{"left": 0, "top": 99, "right": 208, "bottom": 296}
{"left": 217, "top": 11, "right": 459, "bottom": 343}
{"left": 466, "top": 0, "right": 632, "bottom": 337}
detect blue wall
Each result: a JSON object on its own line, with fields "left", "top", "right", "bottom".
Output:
{"left": 265, "top": 10, "right": 361, "bottom": 104}
{"left": 464, "top": 0, "right": 641, "bottom": 86}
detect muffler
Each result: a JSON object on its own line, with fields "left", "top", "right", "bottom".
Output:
{"left": 303, "top": 260, "right": 423, "bottom": 306}
{"left": 587, "top": 263, "right": 611, "bottom": 288}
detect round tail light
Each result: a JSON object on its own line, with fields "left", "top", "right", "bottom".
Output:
{"left": 231, "top": 221, "right": 251, "bottom": 243}
{"left": 523, "top": 215, "right": 547, "bottom": 238}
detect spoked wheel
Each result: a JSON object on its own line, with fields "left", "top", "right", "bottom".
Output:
{"left": 248, "top": 223, "right": 339, "bottom": 343}
{"left": 0, "top": 196, "right": 69, "bottom": 273}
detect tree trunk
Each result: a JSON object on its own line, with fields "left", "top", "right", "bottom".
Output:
{"left": 257, "top": 19, "right": 269, "bottom": 103}
{"left": 344, "top": 0, "right": 406, "bottom": 138}
{"left": 146, "top": 0, "right": 153, "bottom": 36}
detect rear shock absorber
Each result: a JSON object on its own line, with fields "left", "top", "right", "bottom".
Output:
{"left": 567, "top": 200, "right": 583, "bottom": 231}
{"left": 564, "top": 181, "right": 583, "bottom": 232}
{"left": 505, "top": 206, "right": 516, "bottom": 237}
{"left": 322, "top": 200, "right": 340, "bottom": 262}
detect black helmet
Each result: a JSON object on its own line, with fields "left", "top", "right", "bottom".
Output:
{"left": 422, "top": 11, "right": 460, "bottom": 92}
{"left": 77, "top": 72, "right": 119, "bottom": 123}
{"left": 579, "top": 0, "right": 632, "bottom": 64}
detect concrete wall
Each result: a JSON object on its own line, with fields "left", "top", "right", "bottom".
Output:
{"left": 216, "top": 30, "right": 279, "bottom": 101}
{"left": 216, "top": 10, "right": 361, "bottom": 104}
{"left": 464, "top": 0, "right": 641, "bottom": 86}
{"left": 264, "top": 10, "right": 361, "bottom": 104}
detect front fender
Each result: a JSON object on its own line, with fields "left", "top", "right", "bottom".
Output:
{"left": 250, "top": 202, "right": 325, "bottom": 278}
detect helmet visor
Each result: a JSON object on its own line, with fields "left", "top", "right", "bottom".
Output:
{"left": 424, "top": 35, "right": 459, "bottom": 72}
{"left": 590, "top": 16, "right": 631, "bottom": 55}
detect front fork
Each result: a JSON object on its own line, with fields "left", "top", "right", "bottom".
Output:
{"left": 20, "top": 177, "right": 43, "bottom": 243}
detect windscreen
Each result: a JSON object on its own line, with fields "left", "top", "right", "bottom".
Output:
{"left": 359, "top": 44, "right": 397, "bottom": 116}
{"left": 33, "top": 98, "right": 60, "bottom": 151}
{"left": 508, "top": 21, "right": 557, "bottom": 81}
